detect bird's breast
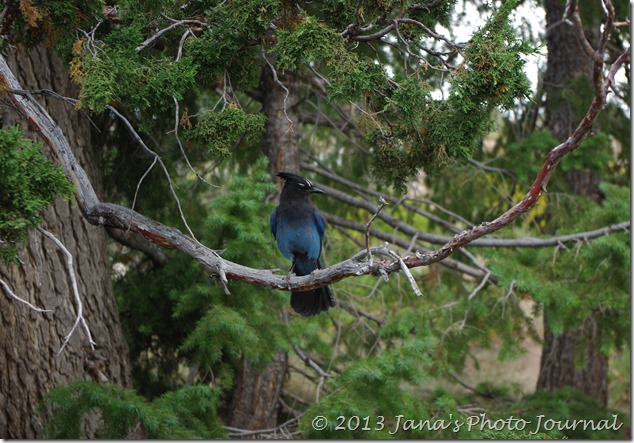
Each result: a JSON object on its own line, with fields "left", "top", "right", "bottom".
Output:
{"left": 275, "top": 213, "right": 321, "bottom": 261}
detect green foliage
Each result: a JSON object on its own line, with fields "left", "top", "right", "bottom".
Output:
{"left": 275, "top": 14, "right": 386, "bottom": 102}
{"left": 181, "top": 305, "right": 262, "bottom": 369}
{"left": 75, "top": 51, "right": 198, "bottom": 112}
{"left": 186, "top": 26, "right": 259, "bottom": 88}
{"left": 114, "top": 252, "right": 207, "bottom": 397}
{"left": 388, "top": 77, "right": 432, "bottom": 128}
{"left": 40, "top": 381, "right": 225, "bottom": 438}
{"left": 328, "top": 55, "right": 386, "bottom": 103}
{"left": 504, "top": 130, "right": 560, "bottom": 184}
{"left": 178, "top": 158, "right": 289, "bottom": 378}
{"left": 369, "top": 0, "right": 534, "bottom": 192}
{"left": 488, "top": 183, "right": 630, "bottom": 348}
{"left": 515, "top": 388, "right": 629, "bottom": 439}
{"left": 275, "top": 15, "right": 342, "bottom": 73}
{"left": 454, "top": 0, "right": 533, "bottom": 111}
{"left": 185, "top": 0, "right": 280, "bottom": 87}
{"left": 0, "top": 127, "right": 74, "bottom": 263}
{"left": 183, "top": 104, "right": 266, "bottom": 158}
{"left": 563, "top": 132, "right": 613, "bottom": 173}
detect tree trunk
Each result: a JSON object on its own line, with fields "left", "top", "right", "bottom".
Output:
{"left": 536, "top": 0, "right": 608, "bottom": 405}
{"left": 537, "top": 312, "right": 607, "bottom": 404}
{"left": 226, "top": 65, "right": 300, "bottom": 431}
{"left": 229, "top": 353, "right": 288, "bottom": 430}
{"left": 0, "top": 44, "right": 131, "bottom": 438}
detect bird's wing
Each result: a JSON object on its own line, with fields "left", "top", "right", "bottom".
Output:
{"left": 313, "top": 207, "right": 325, "bottom": 241}
{"left": 269, "top": 208, "right": 278, "bottom": 239}
{"left": 314, "top": 208, "right": 326, "bottom": 270}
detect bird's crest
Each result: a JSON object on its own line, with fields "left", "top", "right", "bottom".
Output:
{"left": 277, "top": 172, "right": 313, "bottom": 187}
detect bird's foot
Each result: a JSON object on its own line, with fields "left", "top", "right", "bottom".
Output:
{"left": 286, "top": 271, "right": 295, "bottom": 291}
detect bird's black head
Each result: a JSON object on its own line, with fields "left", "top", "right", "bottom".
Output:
{"left": 277, "top": 172, "right": 325, "bottom": 198}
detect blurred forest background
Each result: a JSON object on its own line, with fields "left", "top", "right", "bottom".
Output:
{"left": 0, "top": 0, "right": 630, "bottom": 439}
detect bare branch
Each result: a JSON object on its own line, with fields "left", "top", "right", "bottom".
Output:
{"left": 467, "top": 271, "right": 492, "bottom": 300}
{"left": 135, "top": 18, "right": 208, "bottom": 52}
{"left": 262, "top": 47, "right": 293, "bottom": 134}
{"left": 324, "top": 212, "right": 486, "bottom": 278}
{"left": 293, "top": 345, "right": 333, "bottom": 404}
{"left": 365, "top": 197, "right": 388, "bottom": 265}
{"left": 303, "top": 162, "right": 467, "bottom": 233}
{"left": 106, "top": 227, "right": 169, "bottom": 269}
{"left": 225, "top": 417, "right": 301, "bottom": 438}
{"left": 408, "top": 0, "right": 445, "bottom": 12}
{"left": 385, "top": 246, "right": 423, "bottom": 297}
{"left": 0, "top": 276, "right": 52, "bottom": 313}
{"left": 37, "top": 227, "right": 96, "bottom": 354}
{"left": 336, "top": 299, "right": 384, "bottom": 324}
{"left": 318, "top": 180, "right": 631, "bottom": 248}
{"left": 105, "top": 104, "right": 201, "bottom": 242}
{"left": 350, "top": 23, "right": 396, "bottom": 42}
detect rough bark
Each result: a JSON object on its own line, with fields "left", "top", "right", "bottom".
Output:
{"left": 538, "top": 312, "right": 607, "bottom": 404}
{"left": 0, "top": 44, "right": 131, "bottom": 438}
{"left": 536, "top": 0, "right": 608, "bottom": 405}
{"left": 229, "top": 353, "right": 288, "bottom": 430}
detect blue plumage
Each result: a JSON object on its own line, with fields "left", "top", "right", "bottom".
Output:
{"left": 270, "top": 172, "right": 335, "bottom": 316}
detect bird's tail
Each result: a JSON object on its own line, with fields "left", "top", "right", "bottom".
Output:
{"left": 291, "top": 285, "right": 335, "bottom": 317}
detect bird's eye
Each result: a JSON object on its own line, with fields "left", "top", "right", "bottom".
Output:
{"left": 298, "top": 183, "right": 307, "bottom": 189}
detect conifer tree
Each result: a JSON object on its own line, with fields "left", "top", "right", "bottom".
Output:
{"left": 0, "top": 0, "right": 629, "bottom": 438}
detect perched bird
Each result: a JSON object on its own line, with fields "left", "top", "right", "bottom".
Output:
{"left": 270, "top": 172, "right": 335, "bottom": 316}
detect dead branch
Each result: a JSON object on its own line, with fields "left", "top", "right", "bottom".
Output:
{"left": 0, "top": 276, "right": 52, "bottom": 313}
{"left": 37, "top": 227, "right": 96, "bottom": 354}
{"left": 135, "top": 17, "right": 208, "bottom": 52}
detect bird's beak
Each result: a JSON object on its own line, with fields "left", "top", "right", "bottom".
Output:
{"left": 310, "top": 186, "right": 325, "bottom": 195}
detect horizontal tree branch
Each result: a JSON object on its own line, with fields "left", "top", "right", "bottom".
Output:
{"left": 317, "top": 180, "right": 630, "bottom": 248}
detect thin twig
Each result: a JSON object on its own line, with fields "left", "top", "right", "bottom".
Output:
{"left": 449, "top": 372, "right": 496, "bottom": 399}
{"left": 0, "top": 277, "right": 52, "bottom": 313}
{"left": 337, "top": 299, "right": 384, "bottom": 324}
{"left": 385, "top": 246, "right": 423, "bottom": 297}
{"left": 176, "top": 28, "right": 194, "bottom": 61}
{"left": 262, "top": 47, "right": 293, "bottom": 133}
{"left": 172, "top": 96, "right": 217, "bottom": 188}
{"left": 365, "top": 197, "right": 388, "bottom": 265}
{"left": 225, "top": 416, "right": 301, "bottom": 438}
{"left": 293, "top": 345, "right": 333, "bottom": 379}
{"left": 135, "top": 18, "right": 208, "bottom": 52}
{"left": 132, "top": 156, "right": 158, "bottom": 212}
{"left": 467, "top": 271, "right": 492, "bottom": 300}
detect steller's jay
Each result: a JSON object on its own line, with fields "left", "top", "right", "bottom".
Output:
{"left": 270, "top": 172, "right": 335, "bottom": 316}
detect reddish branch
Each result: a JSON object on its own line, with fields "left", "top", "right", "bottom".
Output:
{"left": 400, "top": 47, "right": 631, "bottom": 271}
